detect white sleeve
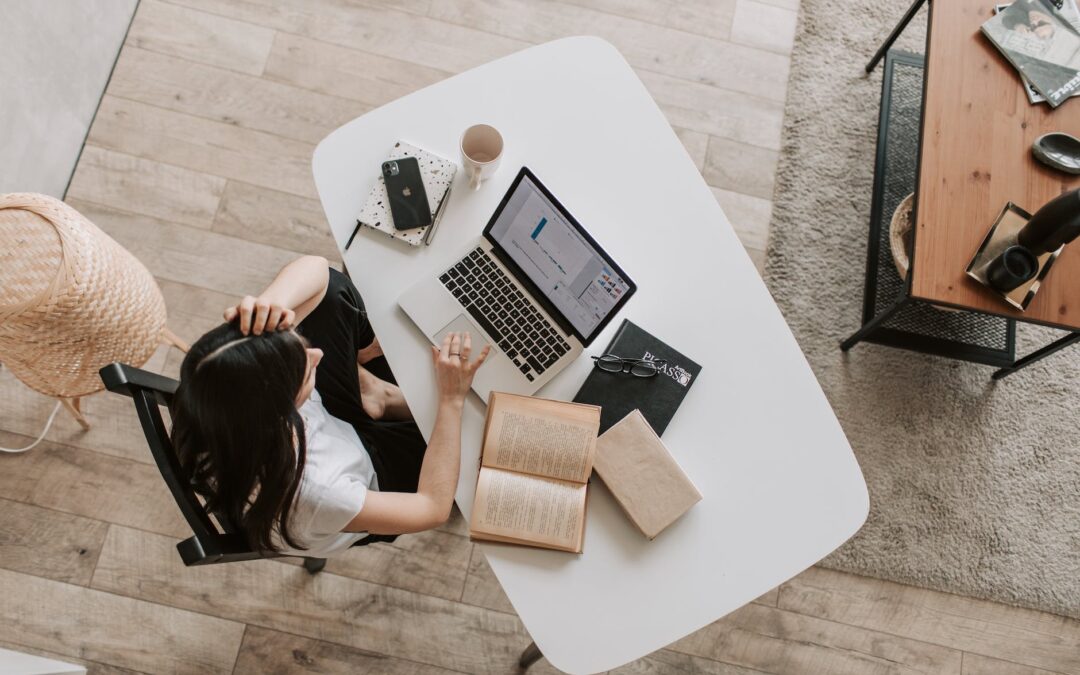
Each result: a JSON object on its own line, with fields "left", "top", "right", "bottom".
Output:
{"left": 307, "top": 474, "right": 368, "bottom": 537}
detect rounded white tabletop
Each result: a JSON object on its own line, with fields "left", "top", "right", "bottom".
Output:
{"left": 313, "top": 36, "right": 868, "bottom": 675}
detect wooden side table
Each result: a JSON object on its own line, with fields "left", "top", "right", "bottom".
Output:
{"left": 845, "top": 0, "right": 1080, "bottom": 379}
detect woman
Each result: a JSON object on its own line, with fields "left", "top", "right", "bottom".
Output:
{"left": 170, "top": 255, "right": 489, "bottom": 556}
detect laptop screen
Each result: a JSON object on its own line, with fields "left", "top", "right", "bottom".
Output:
{"left": 485, "top": 168, "right": 634, "bottom": 342}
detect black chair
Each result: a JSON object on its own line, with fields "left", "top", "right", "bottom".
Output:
{"left": 99, "top": 362, "right": 328, "bottom": 574}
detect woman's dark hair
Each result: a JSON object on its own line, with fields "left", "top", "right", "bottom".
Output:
{"left": 170, "top": 322, "right": 310, "bottom": 553}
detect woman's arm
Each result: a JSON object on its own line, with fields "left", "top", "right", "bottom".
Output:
{"left": 344, "top": 331, "right": 490, "bottom": 534}
{"left": 224, "top": 256, "right": 330, "bottom": 335}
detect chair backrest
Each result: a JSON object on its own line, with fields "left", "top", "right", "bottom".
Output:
{"left": 99, "top": 362, "right": 278, "bottom": 566}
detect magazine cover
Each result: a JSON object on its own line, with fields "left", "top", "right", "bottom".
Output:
{"left": 1045, "top": 0, "right": 1080, "bottom": 31}
{"left": 983, "top": 0, "right": 1080, "bottom": 107}
{"left": 995, "top": 1, "right": 1080, "bottom": 103}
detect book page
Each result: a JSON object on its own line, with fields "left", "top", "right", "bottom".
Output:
{"left": 470, "top": 468, "right": 586, "bottom": 551}
{"left": 481, "top": 393, "right": 599, "bottom": 483}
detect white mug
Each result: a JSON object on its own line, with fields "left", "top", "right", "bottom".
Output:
{"left": 460, "top": 124, "right": 503, "bottom": 190}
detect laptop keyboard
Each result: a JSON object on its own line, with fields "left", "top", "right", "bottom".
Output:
{"left": 439, "top": 247, "right": 571, "bottom": 381}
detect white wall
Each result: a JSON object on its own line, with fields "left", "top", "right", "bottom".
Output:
{"left": 0, "top": 0, "right": 137, "bottom": 197}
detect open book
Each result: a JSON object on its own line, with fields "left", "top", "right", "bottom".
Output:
{"left": 469, "top": 392, "right": 601, "bottom": 553}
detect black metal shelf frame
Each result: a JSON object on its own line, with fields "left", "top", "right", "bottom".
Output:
{"left": 843, "top": 2, "right": 1079, "bottom": 378}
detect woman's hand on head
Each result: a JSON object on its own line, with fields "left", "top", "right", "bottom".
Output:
{"left": 224, "top": 295, "right": 297, "bottom": 336}
{"left": 431, "top": 332, "right": 490, "bottom": 404}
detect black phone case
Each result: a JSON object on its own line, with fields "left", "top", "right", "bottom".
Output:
{"left": 382, "top": 157, "right": 432, "bottom": 230}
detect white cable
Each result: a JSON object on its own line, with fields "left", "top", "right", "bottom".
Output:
{"left": 0, "top": 400, "right": 63, "bottom": 453}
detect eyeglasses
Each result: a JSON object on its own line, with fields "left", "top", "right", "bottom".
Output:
{"left": 591, "top": 354, "right": 667, "bottom": 377}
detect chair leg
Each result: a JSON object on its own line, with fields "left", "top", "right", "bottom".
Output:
{"left": 517, "top": 641, "right": 543, "bottom": 671}
{"left": 162, "top": 326, "right": 191, "bottom": 353}
{"left": 59, "top": 397, "right": 90, "bottom": 430}
{"left": 303, "top": 557, "right": 327, "bottom": 574}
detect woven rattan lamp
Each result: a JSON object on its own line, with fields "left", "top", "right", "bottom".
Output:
{"left": 0, "top": 193, "right": 187, "bottom": 430}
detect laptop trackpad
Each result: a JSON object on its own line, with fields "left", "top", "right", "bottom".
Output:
{"left": 433, "top": 314, "right": 495, "bottom": 358}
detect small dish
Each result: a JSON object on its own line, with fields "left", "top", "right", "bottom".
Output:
{"left": 1032, "top": 132, "right": 1080, "bottom": 175}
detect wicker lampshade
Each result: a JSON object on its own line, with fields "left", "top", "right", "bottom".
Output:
{"left": 0, "top": 193, "right": 168, "bottom": 402}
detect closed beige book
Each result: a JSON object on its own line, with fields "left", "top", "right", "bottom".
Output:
{"left": 593, "top": 410, "right": 702, "bottom": 540}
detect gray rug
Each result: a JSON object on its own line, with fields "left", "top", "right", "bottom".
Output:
{"left": 765, "top": 0, "right": 1080, "bottom": 618}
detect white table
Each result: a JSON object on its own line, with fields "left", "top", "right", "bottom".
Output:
{"left": 313, "top": 37, "right": 868, "bottom": 675}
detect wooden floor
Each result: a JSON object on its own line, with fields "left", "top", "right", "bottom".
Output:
{"left": 1, "top": 0, "right": 1079, "bottom": 673}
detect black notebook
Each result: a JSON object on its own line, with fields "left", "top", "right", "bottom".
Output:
{"left": 573, "top": 320, "right": 702, "bottom": 436}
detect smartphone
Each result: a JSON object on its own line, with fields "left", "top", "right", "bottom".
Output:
{"left": 382, "top": 158, "right": 431, "bottom": 230}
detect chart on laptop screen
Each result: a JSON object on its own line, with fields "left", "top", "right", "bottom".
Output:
{"left": 489, "top": 174, "right": 629, "bottom": 336}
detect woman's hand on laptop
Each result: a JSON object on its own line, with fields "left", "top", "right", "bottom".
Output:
{"left": 346, "top": 331, "right": 490, "bottom": 536}
{"left": 432, "top": 331, "right": 490, "bottom": 404}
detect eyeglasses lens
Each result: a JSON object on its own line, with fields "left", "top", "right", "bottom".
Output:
{"left": 629, "top": 361, "right": 659, "bottom": 377}
{"left": 596, "top": 355, "right": 624, "bottom": 372}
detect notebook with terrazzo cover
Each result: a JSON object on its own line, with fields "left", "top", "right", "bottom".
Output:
{"left": 357, "top": 141, "right": 456, "bottom": 246}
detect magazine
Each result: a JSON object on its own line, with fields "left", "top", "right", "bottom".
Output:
{"left": 995, "top": 1, "right": 1080, "bottom": 103}
{"left": 983, "top": 0, "right": 1080, "bottom": 107}
{"left": 1045, "top": 0, "right": 1080, "bottom": 31}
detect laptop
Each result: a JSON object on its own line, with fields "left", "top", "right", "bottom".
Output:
{"left": 398, "top": 166, "right": 637, "bottom": 400}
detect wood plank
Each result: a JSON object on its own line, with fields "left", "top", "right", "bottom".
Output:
{"left": 0, "top": 638, "right": 144, "bottom": 675}
{"left": 460, "top": 544, "right": 514, "bottom": 614}
{"left": 712, "top": 187, "right": 772, "bottom": 252}
{"left": 127, "top": 0, "right": 274, "bottom": 75}
{"left": 233, "top": 626, "right": 465, "bottom": 674}
{"left": 609, "top": 648, "right": 769, "bottom": 675}
{"left": 163, "top": 0, "right": 529, "bottom": 74}
{"left": 279, "top": 529, "right": 472, "bottom": 603}
{"left": 427, "top": 0, "right": 790, "bottom": 102}
{"left": 353, "top": 0, "right": 433, "bottom": 16}
{"left": 561, "top": 0, "right": 737, "bottom": 41}
{"left": 0, "top": 432, "right": 189, "bottom": 539}
{"left": 638, "top": 69, "right": 785, "bottom": 151}
{"left": 259, "top": 28, "right": 783, "bottom": 153}
{"left": 755, "top": 0, "right": 798, "bottom": 9}
{"left": 778, "top": 566, "right": 1080, "bottom": 674}
{"left": 0, "top": 567, "right": 244, "bottom": 674}
{"left": 0, "top": 498, "right": 108, "bottom": 586}
{"left": 0, "top": 344, "right": 168, "bottom": 465}
{"left": 754, "top": 587, "right": 779, "bottom": 607}
{"left": 88, "top": 96, "right": 318, "bottom": 199}
{"left": 213, "top": 180, "right": 338, "bottom": 259}
{"left": 703, "top": 136, "right": 778, "bottom": 200}
{"left": 672, "top": 600, "right": 964, "bottom": 675}
{"left": 159, "top": 279, "right": 238, "bottom": 349}
{"left": 730, "top": 0, "right": 798, "bottom": 54}
{"left": 107, "top": 46, "right": 364, "bottom": 144}
{"left": 66, "top": 198, "right": 299, "bottom": 298}
{"left": 263, "top": 31, "right": 451, "bottom": 108}
{"left": 746, "top": 247, "right": 766, "bottom": 275}
{"left": 961, "top": 653, "right": 1066, "bottom": 675}
{"left": 675, "top": 127, "right": 709, "bottom": 172}
{"left": 440, "top": 504, "right": 471, "bottom": 537}
{"left": 911, "top": 0, "right": 1080, "bottom": 329}
{"left": 67, "top": 145, "right": 224, "bottom": 229}
{"left": 91, "top": 525, "right": 539, "bottom": 674}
